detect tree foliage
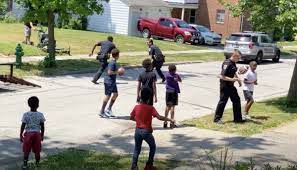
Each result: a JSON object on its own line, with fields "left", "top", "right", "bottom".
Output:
{"left": 15, "top": 0, "right": 104, "bottom": 66}
{"left": 220, "top": 0, "right": 297, "bottom": 40}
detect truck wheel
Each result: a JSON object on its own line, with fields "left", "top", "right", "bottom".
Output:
{"left": 272, "top": 50, "right": 280, "bottom": 63}
{"left": 142, "top": 29, "right": 150, "bottom": 38}
{"left": 175, "top": 34, "right": 185, "bottom": 44}
{"left": 256, "top": 52, "right": 263, "bottom": 64}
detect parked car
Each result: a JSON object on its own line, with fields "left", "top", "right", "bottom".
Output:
{"left": 224, "top": 31, "right": 281, "bottom": 64}
{"left": 137, "top": 17, "right": 201, "bottom": 44}
{"left": 189, "top": 24, "right": 222, "bottom": 45}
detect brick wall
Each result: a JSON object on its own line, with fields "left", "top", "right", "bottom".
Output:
{"left": 196, "top": 0, "right": 251, "bottom": 38}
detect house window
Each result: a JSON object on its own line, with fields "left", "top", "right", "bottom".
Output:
{"left": 216, "top": 9, "right": 225, "bottom": 24}
{"left": 189, "top": 9, "right": 196, "bottom": 23}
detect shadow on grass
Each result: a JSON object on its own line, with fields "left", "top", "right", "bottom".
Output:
{"left": 2, "top": 127, "right": 297, "bottom": 170}
{"left": 16, "top": 59, "right": 99, "bottom": 77}
{"left": 263, "top": 97, "right": 297, "bottom": 114}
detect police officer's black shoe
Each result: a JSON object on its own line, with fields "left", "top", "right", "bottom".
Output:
{"left": 234, "top": 120, "right": 246, "bottom": 124}
{"left": 91, "top": 80, "right": 99, "bottom": 84}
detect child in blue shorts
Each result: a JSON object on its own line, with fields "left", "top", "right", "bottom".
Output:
{"left": 99, "top": 48, "right": 120, "bottom": 118}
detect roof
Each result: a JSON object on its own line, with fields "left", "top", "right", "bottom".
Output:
{"left": 122, "top": 0, "right": 168, "bottom": 7}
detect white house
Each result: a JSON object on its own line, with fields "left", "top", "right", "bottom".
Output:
{"left": 87, "top": 0, "right": 199, "bottom": 36}
{"left": 9, "top": 0, "right": 199, "bottom": 36}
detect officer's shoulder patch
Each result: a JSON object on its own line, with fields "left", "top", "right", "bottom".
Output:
{"left": 223, "top": 64, "right": 228, "bottom": 70}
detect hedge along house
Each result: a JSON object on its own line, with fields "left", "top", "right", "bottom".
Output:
{"left": 87, "top": 0, "right": 171, "bottom": 37}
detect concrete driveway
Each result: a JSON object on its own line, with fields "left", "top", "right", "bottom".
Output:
{"left": 0, "top": 58, "right": 295, "bottom": 168}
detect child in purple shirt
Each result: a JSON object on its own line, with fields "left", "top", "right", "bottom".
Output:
{"left": 164, "top": 64, "right": 182, "bottom": 129}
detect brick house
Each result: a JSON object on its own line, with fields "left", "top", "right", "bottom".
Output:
{"left": 7, "top": 0, "right": 251, "bottom": 38}
{"left": 171, "top": 0, "right": 251, "bottom": 38}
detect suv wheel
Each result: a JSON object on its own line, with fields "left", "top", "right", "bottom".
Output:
{"left": 199, "top": 38, "right": 205, "bottom": 45}
{"left": 256, "top": 52, "right": 263, "bottom": 64}
{"left": 273, "top": 50, "right": 280, "bottom": 63}
{"left": 142, "top": 29, "right": 150, "bottom": 38}
{"left": 175, "top": 34, "right": 185, "bottom": 44}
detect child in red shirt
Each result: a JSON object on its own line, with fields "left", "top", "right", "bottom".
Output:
{"left": 130, "top": 88, "right": 175, "bottom": 170}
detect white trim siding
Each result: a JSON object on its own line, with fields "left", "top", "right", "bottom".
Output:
{"left": 87, "top": 0, "right": 130, "bottom": 35}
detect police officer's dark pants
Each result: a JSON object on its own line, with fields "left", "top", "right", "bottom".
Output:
{"left": 153, "top": 61, "right": 165, "bottom": 80}
{"left": 214, "top": 85, "right": 242, "bottom": 122}
{"left": 93, "top": 61, "right": 108, "bottom": 82}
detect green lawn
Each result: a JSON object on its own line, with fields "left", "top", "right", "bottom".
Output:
{"left": 183, "top": 97, "right": 297, "bottom": 136}
{"left": 278, "top": 40, "right": 297, "bottom": 47}
{"left": 24, "top": 149, "right": 180, "bottom": 170}
{"left": 0, "top": 23, "right": 204, "bottom": 56}
{"left": 0, "top": 53, "right": 224, "bottom": 77}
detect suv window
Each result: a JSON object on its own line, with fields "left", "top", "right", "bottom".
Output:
{"left": 229, "top": 34, "right": 251, "bottom": 42}
{"left": 252, "top": 36, "right": 258, "bottom": 43}
{"left": 261, "top": 36, "right": 269, "bottom": 43}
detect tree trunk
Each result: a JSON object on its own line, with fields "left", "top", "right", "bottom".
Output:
{"left": 288, "top": 57, "right": 297, "bottom": 104}
{"left": 7, "top": 0, "right": 13, "bottom": 12}
{"left": 47, "top": 10, "right": 56, "bottom": 61}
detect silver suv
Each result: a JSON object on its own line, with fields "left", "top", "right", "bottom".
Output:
{"left": 224, "top": 32, "right": 281, "bottom": 63}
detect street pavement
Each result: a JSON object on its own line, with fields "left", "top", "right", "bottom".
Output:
{"left": 0, "top": 58, "right": 296, "bottom": 169}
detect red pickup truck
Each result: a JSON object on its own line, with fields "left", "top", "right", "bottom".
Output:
{"left": 138, "top": 17, "right": 201, "bottom": 44}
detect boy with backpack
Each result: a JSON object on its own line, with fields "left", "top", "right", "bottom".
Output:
{"left": 137, "top": 59, "right": 157, "bottom": 105}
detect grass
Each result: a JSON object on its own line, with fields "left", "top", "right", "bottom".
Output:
{"left": 25, "top": 149, "right": 180, "bottom": 170}
{"left": 0, "top": 23, "right": 205, "bottom": 56}
{"left": 183, "top": 97, "right": 297, "bottom": 136}
{"left": 0, "top": 53, "right": 224, "bottom": 77}
{"left": 278, "top": 40, "right": 297, "bottom": 47}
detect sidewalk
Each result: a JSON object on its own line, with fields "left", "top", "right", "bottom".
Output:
{"left": 0, "top": 60, "right": 296, "bottom": 169}
{"left": 0, "top": 49, "right": 222, "bottom": 63}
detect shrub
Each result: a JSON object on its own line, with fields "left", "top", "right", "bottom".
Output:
{"left": 56, "top": 16, "right": 88, "bottom": 30}
{"left": 1, "top": 13, "right": 18, "bottom": 23}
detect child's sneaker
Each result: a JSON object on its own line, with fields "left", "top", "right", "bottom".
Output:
{"left": 99, "top": 112, "right": 108, "bottom": 118}
{"left": 144, "top": 164, "right": 157, "bottom": 170}
{"left": 163, "top": 122, "right": 168, "bottom": 128}
{"left": 105, "top": 109, "right": 115, "bottom": 118}
{"left": 170, "top": 123, "right": 177, "bottom": 129}
{"left": 245, "top": 115, "right": 251, "bottom": 120}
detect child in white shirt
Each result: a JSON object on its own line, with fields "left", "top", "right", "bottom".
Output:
{"left": 242, "top": 61, "right": 258, "bottom": 120}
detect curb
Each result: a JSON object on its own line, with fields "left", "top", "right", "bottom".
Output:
{"left": 57, "top": 61, "right": 204, "bottom": 76}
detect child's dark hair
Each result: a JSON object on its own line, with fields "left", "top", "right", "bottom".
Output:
{"left": 28, "top": 96, "right": 39, "bottom": 109}
{"left": 168, "top": 64, "right": 176, "bottom": 73}
{"left": 141, "top": 88, "right": 152, "bottom": 104}
{"left": 111, "top": 48, "right": 120, "bottom": 57}
{"left": 107, "top": 36, "right": 113, "bottom": 42}
{"left": 142, "top": 58, "right": 152, "bottom": 70}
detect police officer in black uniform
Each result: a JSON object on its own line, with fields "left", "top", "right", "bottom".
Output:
{"left": 214, "top": 50, "right": 243, "bottom": 124}
{"left": 90, "top": 36, "right": 116, "bottom": 84}
{"left": 147, "top": 38, "right": 166, "bottom": 83}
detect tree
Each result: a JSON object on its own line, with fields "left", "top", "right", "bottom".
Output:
{"left": 220, "top": 0, "right": 297, "bottom": 105}
{"left": 15, "top": 0, "right": 104, "bottom": 66}
{"left": 0, "top": 0, "right": 7, "bottom": 18}
{"left": 220, "top": 0, "right": 297, "bottom": 40}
